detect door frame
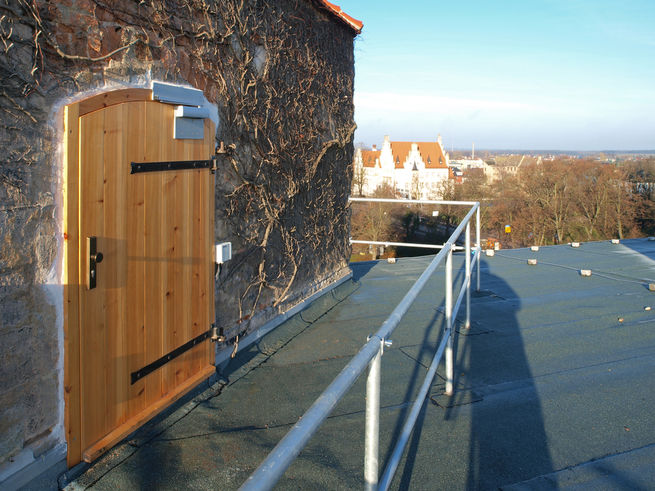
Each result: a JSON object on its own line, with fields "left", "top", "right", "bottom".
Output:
{"left": 62, "top": 88, "right": 215, "bottom": 467}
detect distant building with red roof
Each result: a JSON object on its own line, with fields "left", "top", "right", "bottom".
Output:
{"left": 353, "top": 135, "right": 450, "bottom": 198}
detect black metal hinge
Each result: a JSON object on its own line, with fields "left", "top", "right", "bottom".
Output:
{"left": 130, "top": 329, "right": 212, "bottom": 385}
{"left": 130, "top": 157, "right": 216, "bottom": 174}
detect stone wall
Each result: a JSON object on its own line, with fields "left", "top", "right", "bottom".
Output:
{"left": 0, "top": 0, "right": 355, "bottom": 466}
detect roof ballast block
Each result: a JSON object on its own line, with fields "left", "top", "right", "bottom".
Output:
{"left": 611, "top": 239, "right": 620, "bottom": 244}
{"left": 571, "top": 242, "right": 580, "bottom": 248}
{"left": 580, "top": 269, "right": 592, "bottom": 277}
{"left": 649, "top": 283, "right": 655, "bottom": 292}
{"left": 527, "top": 259, "right": 537, "bottom": 265}
{"left": 485, "top": 249, "right": 495, "bottom": 257}
{"left": 531, "top": 246, "right": 539, "bottom": 252}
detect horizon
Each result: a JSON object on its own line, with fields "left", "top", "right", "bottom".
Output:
{"left": 345, "top": 0, "right": 655, "bottom": 152}
{"left": 356, "top": 142, "right": 655, "bottom": 155}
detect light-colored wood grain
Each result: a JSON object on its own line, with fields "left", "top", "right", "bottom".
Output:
{"left": 191, "top": 157, "right": 205, "bottom": 377}
{"left": 144, "top": 102, "right": 166, "bottom": 406}
{"left": 102, "top": 103, "right": 128, "bottom": 429}
{"left": 63, "top": 103, "right": 82, "bottom": 466}
{"left": 79, "top": 108, "right": 108, "bottom": 448}
{"left": 161, "top": 105, "right": 179, "bottom": 396}
{"left": 179, "top": 140, "right": 193, "bottom": 385}
{"left": 78, "top": 89, "right": 151, "bottom": 117}
{"left": 126, "top": 102, "right": 146, "bottom": 416}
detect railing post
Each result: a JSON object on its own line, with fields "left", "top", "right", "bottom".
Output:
{"left": 465, "top": 222, "right": 471, "bottom": 329}
{"left": 445, "top": 246, "right": 454, "bottom": 396}
{"left": 476, "top": 206, "right": 481, "bottom": 292}
{"left": 365, "top": 339, "right": 382, "bottom": 490}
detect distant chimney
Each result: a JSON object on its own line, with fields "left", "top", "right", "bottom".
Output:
{"left": 384, "top": 135, "right": 390, "bottom": 143}
{"left": 437, "top": 134, "right": 442, "bottom": 146}
{"left": 372, "top": 144, "right": 377, "bottom": 151}
{"left": 472, "top": 143, "right": 475, "bottom": 159}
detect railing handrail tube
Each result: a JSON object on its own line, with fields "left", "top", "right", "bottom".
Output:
{"left": 241, "top": 200, "right": 480, "bottom": 491}
{"left": 349, "top": 197, "right": 479, "bottom": 206}
{"left": 350, "top": 240, "right": 463, "bottom": 250}
{"left": 240, "top": 339, "right": 382, "bottom": 491}
{"left": 366, "top": 203, "right": 477, "bottom": 345}
{"left": 380, "top": 231, "right": 480, "bottom": 489}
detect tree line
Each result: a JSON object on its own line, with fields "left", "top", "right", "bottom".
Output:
{"left": 350, "top": 158, "right": 655, "bottom": 257}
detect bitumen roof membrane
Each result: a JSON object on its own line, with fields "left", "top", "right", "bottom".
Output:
{"left": 64, "top": 238, "right": 655, "bottom": 490}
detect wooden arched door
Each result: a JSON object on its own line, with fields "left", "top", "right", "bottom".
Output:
{"left": 64, "top": 90, "right": 216, "bottom": 465}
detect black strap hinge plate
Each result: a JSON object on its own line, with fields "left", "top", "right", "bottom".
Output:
{"left": 131, "top": 158, "right": 216, "bottom": 174}
{"left": 130, "top": 329, "right": 211, "bottom": 385}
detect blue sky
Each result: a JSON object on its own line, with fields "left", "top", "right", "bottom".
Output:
{"left": 344, "top": 0, "right": 655, "bottom": 151}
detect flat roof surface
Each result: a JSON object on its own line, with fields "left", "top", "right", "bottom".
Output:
{"left": 69, "top": 238, "right": 655, "bottom": 490}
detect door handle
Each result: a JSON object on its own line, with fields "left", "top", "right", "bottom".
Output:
{"left": 87, "top": 236, "right": 103, "bottom": 289}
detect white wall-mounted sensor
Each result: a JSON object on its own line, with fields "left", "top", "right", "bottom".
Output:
{"left": 216, "top": 242, "right": 232, "bottom": 264}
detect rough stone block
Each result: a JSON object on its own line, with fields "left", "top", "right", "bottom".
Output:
{"left": 0, "top": 405, "right": 25, "bottom": 464}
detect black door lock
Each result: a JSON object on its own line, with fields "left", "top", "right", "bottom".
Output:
{"left": 88, "top": 236, "right": 103, "bottom": 289}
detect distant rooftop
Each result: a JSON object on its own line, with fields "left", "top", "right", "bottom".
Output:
{"left": 67, "top": 238, "right": 655, "bottom": 489}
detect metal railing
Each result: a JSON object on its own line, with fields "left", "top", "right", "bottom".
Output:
{"left": 240, "top": 199, "right": 481, "bottom": 491}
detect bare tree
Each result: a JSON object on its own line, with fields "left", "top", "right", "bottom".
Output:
{"left": 352, "top": 159, "right": 367, "bottom": 196}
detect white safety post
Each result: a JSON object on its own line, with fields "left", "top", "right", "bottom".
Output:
{"left": 445, "top": 246, "right": 454, "bottom": 396}
{"left": 365, "top": 340, "right": 382, "bottom": 490}
{"left": 465, "top": 222, "right": 471, "bottom": 329}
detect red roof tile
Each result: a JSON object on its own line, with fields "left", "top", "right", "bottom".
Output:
{"left": 360, "top": 150, "right": 379, "bottom": 168}
{"left": 390, "top": 141, "right": 448, "bottom": 170}
{"left": 315, "top": 0, "right": 363, "bottom": 34}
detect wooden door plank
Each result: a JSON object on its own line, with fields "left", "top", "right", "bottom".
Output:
{"left": 63, "top": 103, "right": 82, "bottom": 466}
{"left": 163, "top": 108, "right": 186, "bottom": 394}
{"left": 143, "top": 102, "right": 166, "bottom": 405}
{"left": 190, "top": 163, "right": 205, "bottom": 378}
{"left": 78, "top": 88, "right": 151, "bottom": 117}
{"left": 126, "top": 102, "right": 146, "bottom": 416}
{"left": 177, "top": 129, "right": 195, "bottom": 385}
{"left": 102, "top": 103, "right": 129, "bottom": 429}
{"left": 79, "top": 109, "right": 108, "bottom": 448}
{"left": 161, "top": 105, "right": 176, "bottom": 396}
